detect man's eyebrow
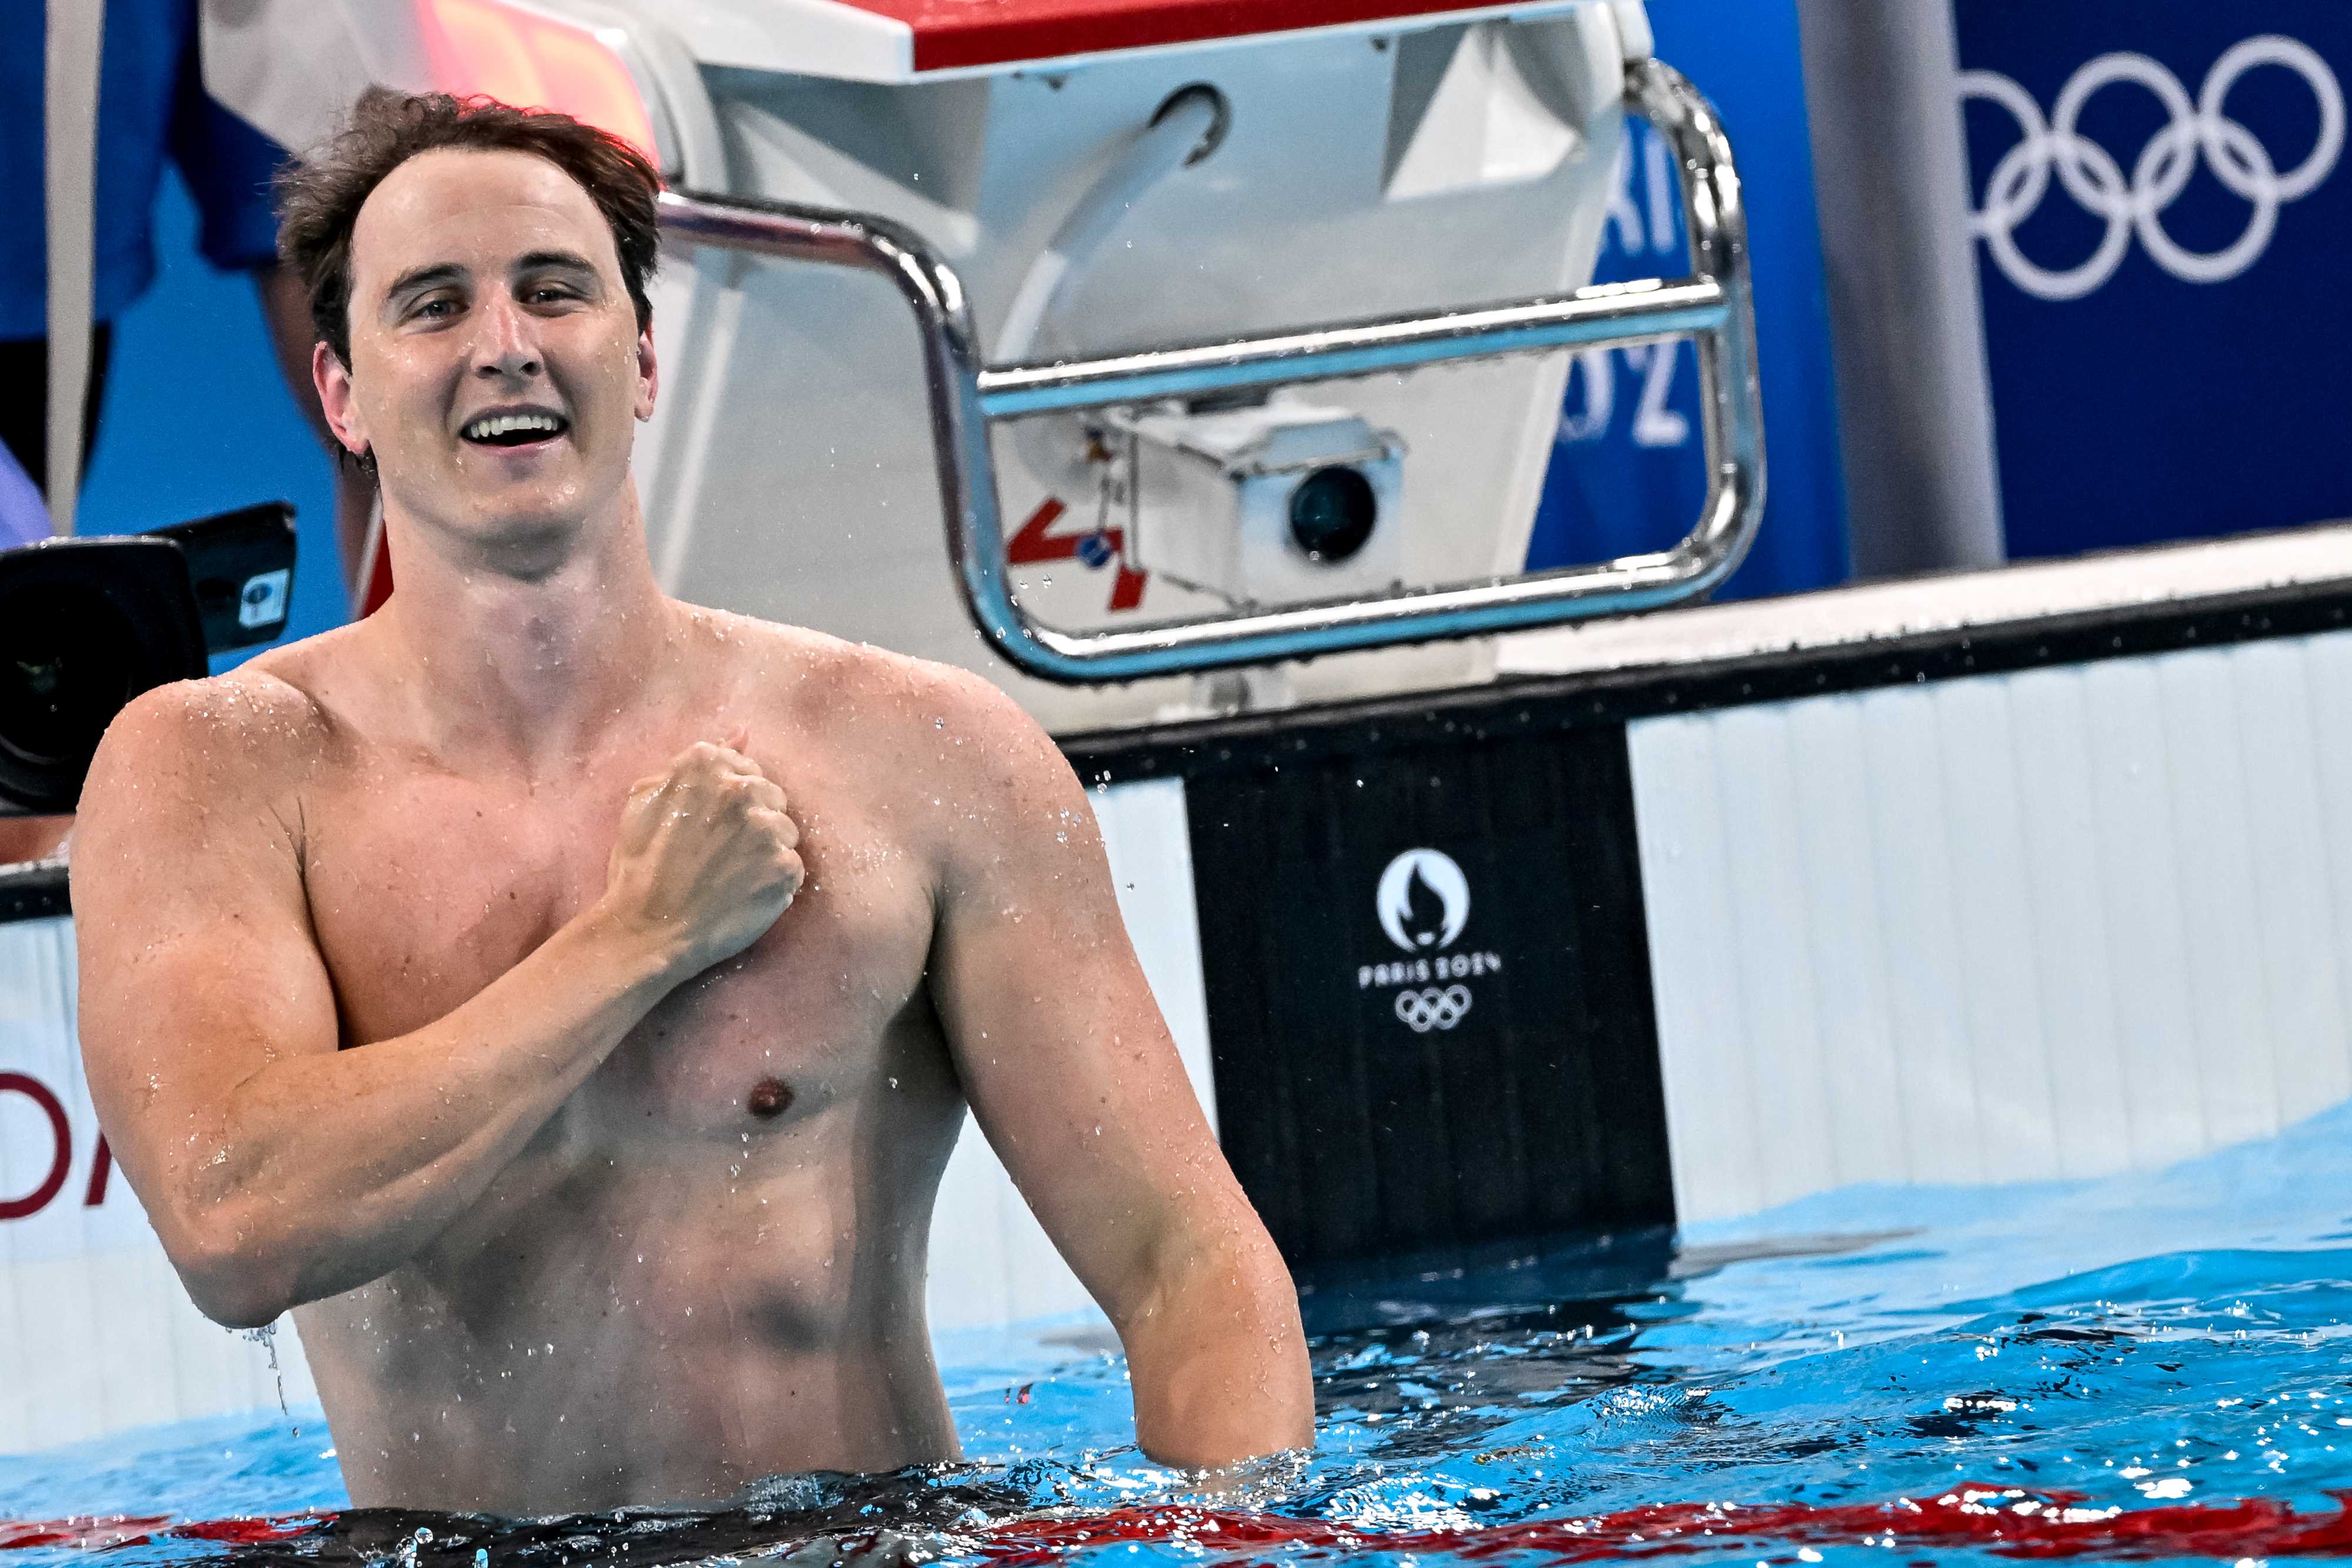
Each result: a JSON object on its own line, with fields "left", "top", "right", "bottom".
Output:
{"left": 512, "top": 250, "right": 602, "bottom": 280}
{"left": 382, "top": 262, "right": 467, "bottom": 310}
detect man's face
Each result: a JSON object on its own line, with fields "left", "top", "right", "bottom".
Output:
{"left": 318, "top": 148, "right": 656, "bottom": 553}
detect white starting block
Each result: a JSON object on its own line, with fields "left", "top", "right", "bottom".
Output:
{"left": 203, "top": 0, "right": 1760, "bottom": 733}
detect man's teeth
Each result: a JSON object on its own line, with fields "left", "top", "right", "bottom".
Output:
{"left": 464, "top": 413, "right": 563, "bottom": 440}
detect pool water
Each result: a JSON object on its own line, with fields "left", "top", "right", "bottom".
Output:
{"left": 13, "top": 1100, "right": 2352, "bottom": 1567}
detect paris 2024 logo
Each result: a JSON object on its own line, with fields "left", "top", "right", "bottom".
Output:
{"left": 1360, "top": 848, "right": 1504, "bottom": 1035}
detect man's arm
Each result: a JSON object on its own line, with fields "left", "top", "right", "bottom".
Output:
{"left": 73, "top": 684, "right": 799, "bottom": 1327}
{"left": 924, "top": 674, "right": 1314, "bottom": 1469}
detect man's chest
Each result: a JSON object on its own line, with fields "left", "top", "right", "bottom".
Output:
{"left": 295, "top": 756, "right": 942, "bottom": 1138}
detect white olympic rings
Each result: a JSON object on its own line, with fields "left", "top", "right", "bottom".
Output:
{"left": 1394, "top": 986, "right": 1473, "bottom": 1034}
{"left": 1962, "top": 35, "right": 2344, "bottom": 300}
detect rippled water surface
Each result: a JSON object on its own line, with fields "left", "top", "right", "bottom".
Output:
{"left": 14, "top": 1104, "right": 2352, "bottom": 1566}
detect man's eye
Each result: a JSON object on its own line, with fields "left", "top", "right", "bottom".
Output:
{"left": 528, "top": 287, "right": 578, "bottom": 304}
{"left": 415, "top": 298, "right": 459, "bottom": 319}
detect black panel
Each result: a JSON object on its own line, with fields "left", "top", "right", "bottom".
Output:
{"left": 0, "top": 863, "right": 68, "bottom": 924}
{"left": 153, "top": 501, "right": 298, "bottom": 651}
{"left": 1182, "top": 721, "right": 1670, "bottom": 1271}
{"left": 0, "top": 535, "right": 207, "bottom": 815}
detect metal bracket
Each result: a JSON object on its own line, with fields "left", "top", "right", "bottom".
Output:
{"left": 657, "top": 56, "right": 1765, "bottom": 685}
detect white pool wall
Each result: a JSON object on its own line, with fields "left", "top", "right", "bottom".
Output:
{"left": 1631, "top": 630, "right": 2352, "bottom": 1222}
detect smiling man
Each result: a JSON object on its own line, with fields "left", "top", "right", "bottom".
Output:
{"left": 68, "top": 89, "right": 1312, "bottom": 1514}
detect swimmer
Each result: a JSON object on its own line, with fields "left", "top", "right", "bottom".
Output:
{"left": 68, "top": 90, "right": 1312, "bottom": 1515}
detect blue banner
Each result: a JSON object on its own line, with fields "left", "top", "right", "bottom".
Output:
{"left": 1526, "top": 0, "right": 1850, "bottom": 602}
{"left": 1955, "top": 1, "right": 2352, "bottom": 559}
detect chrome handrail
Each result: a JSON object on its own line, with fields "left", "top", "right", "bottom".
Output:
{"left": 657, "top": 56, "right": 1765, "bottom": 686}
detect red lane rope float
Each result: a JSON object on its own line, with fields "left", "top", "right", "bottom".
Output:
{"left": 0, "top": 1519, "right": 171, "bottom": 1552}
{"left": 0, "top": 1513, "right": 322, "bottom": 1552}
{"left": 12, "top": 1487, "right": 2352, "bottom": 1562}
{"left": 971, "top": 1487, "right": 2352, "bottom": 1564}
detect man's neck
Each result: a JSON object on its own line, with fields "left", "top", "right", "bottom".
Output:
{"left": 369, "top": 490, "right": 685, "bottom": 780}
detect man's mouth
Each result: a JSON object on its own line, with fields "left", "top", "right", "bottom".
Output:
{"left": 460, "top": 412, "right": 570, "bottom": 448}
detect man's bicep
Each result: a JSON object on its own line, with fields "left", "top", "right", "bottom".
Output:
{"left": 71, "top": 686, "right": 340, "bottom": 1195}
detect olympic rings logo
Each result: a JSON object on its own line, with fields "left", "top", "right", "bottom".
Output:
{"left": 1962, "top": 36, "right": 2344, "bottom": 300}
{"left": 1394, "top": 986, "right": 1473, "bottom": 1034}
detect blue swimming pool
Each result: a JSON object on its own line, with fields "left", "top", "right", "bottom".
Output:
{"left": 11, "top": 1100, "right": 2352, "bottom": 1567}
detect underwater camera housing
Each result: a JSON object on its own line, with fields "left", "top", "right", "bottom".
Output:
{"left": 1109, "top": 399, "right": 1409, "bottom": 610}
{"left": 0, "top": 503, "right": 296, "bottom": 815}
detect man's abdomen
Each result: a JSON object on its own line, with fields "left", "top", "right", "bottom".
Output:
{"left": 295, "top": 1118, "right": 964, "bottom": 1512}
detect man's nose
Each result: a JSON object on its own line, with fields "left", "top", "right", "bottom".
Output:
{"left": 470, "top": 292, "right": 543, "bottom": 379}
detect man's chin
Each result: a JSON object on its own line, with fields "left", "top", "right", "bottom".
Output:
{"left": 387, "top": 460, "right": 623, "bottom": 551}
{"left": 467, "top": 503, "right": 592, "bottom": 541}
{"left": 425, "top": 493, "right": 605, "bottom": 564}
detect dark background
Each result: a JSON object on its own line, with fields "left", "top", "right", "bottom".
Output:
{"left": 1182, "top": 722, "right": 1673, "bottom": 1270}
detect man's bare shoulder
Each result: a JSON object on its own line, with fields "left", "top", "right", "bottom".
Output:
{"left": 78, "top": 663, "right": 332, "bottom": 835}
{"left": 701, "top": 607, "right": 1070, "bottom": 810}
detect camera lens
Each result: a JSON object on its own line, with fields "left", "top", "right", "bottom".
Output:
{"left": 1288, "top": 466, "right": 1378, "bottom": 564}
{"left": 0, "top": 584, "right": 138, "bottom": 770}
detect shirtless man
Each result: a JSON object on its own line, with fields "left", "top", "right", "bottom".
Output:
{"left": 69, "top": 91, "right": 1312, "bottom": 1515}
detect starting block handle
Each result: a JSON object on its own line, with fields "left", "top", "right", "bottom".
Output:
{"left": 657, "top": 56, "right": 1765, "bottom": 686}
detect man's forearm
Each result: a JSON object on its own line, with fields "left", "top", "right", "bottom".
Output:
{"left": 1121, "top": 1229, "right": 1315, "bottom": 1469}
{"left": 161, "top": 904, "right": 683, "bottom": 1326}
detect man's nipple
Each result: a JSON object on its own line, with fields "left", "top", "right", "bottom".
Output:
{"left": 747, "top": 1077, "right": 794, "bottom": 1120}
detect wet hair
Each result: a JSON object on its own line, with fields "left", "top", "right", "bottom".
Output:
{"left": 275, "top": 87, "right": 663, "bottom": 372}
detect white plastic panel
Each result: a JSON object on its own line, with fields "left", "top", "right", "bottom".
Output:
{"left": 1631, "top": 630, "right": 2352, "bottom": 1223}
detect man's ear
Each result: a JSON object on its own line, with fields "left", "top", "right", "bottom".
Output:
{"left": 313, "top": 340, "right": 371, "bottom": 459}
{"left": 634, "top": 317, "right": 659, "bottom": 422}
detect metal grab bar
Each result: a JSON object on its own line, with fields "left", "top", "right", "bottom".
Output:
{"left": 657, "top": 57, "right": 1764, "bottom": 686}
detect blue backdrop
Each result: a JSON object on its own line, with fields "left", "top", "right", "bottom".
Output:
{"left": 1526, "top": 0, "right": 1852, "bottom": 601}
{"left": 1955, "top": 1, "right": 2352, "bottom": 559}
